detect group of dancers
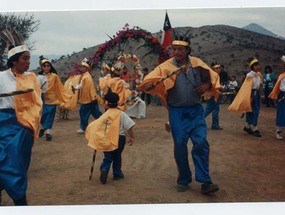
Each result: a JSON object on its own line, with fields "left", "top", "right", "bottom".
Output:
{"left": 1, "top": 29, "right": 285, "bottom": 205}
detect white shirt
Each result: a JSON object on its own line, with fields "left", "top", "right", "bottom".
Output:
{"left": 119, "top": 111, "right": 135, "bottom": 135}
{"left": 0, "top": 70, "right": 17, "bottom": 109}
{"left": 0, "top": 69, "right": 33, "bottom": 109}
{"left": 280, "top": 77, "right": 285, "bottom": 92}
{"left": 228, "top": 80, "right": 238, "bottom": 90}
{"left": 247, "top": 71, "right": 261, "bottom": 89}
{"left": 37, "top": 74, "right": 48, "bottom": 93}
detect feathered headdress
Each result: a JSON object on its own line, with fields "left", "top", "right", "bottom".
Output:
{"left": 0, "top": 29, "right": 29, "bottom": 59}
{"left": 81, "top": 57, "right": 91, "bottom": 69}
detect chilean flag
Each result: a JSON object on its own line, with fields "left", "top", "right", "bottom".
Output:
{"left": 161, "top": 11, "right": 173, "bottom": 49}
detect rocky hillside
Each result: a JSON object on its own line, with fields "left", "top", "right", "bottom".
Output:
{"left": 46, "top": 24, "right": 285, "bottom": 83}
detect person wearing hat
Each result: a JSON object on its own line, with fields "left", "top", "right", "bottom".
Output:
{"left": 86, "top": 90, "right": 135, "bottom": 184}
{"left": 228, "top": 57, "right": 263, "bottom": 137}
{"left": 74, "top": 58, "right": 102, "bottom": 134}
{"left": 99, "top": 64, "right": 131, "bottom": 111}
{"left": 38, "top": 56, "right": 71, "bottom": 141}
{"left": 0, "top": 30, "right": 42, "bottom": 205}
{"left": 269, "top": 55, "right": 285, "bottom": 140}
{"left": 203, "top": 62, "right": 223, "bottom": 130}
{"left": 138, "top": 35, "right": 220, "bottom": 194}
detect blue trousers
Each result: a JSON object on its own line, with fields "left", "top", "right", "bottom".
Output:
{"left": 169, "top": 104, "right": 211, "bottom": 186}
{"left": 0, "top": 109, "right": 33, "bottom": 201}
{"left": 100, "top": 135, "right": 126, "bottom": 176}
{"left": 204, "top": 96, "right": 220, "bottom": 129}
{"left": 276, "top": 92, "right": 285, "bottom": 127}
{"left": 41, "top": 94, "right": 57, "bottom": 129}
{"left": 79, "top": 101, "right": 102, "bottom": 131}
{"left": 246, "top": 90, "right": 260, "bottom": 126}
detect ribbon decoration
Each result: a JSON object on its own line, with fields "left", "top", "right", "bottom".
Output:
{"left": 0, "top": 88, "right": 33, "bottom": 98}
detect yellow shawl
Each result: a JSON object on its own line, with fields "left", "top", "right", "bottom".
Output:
{"left": 137, "top": 56, "right": 220, "bottom": 107}
{"left": 228, "top": 72, "right": 262, "bottom": 113}
{"left": 14, "top": 72, "right": 42, "bottom": 138}
{"left": 269, "top": 72, "right": 285, "bottom": 100}
{"left": 44, "top": 73, "right": 71, "bottom": 105}
{"left": 86, "top": 108, "right": 121, "bottom": 151}
{"left": 60, "top": 74, "right": 81, "bottom": 110}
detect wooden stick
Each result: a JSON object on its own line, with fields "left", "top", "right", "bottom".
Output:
{"left": 0, "top": 88, "right": 33, "bottom": 98}
{"left": 89, "top": 150, "right": 97, "bottom": 180}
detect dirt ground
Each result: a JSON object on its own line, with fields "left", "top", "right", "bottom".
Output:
{"left": 1, "top": 103, "right": 285, "bottom": 206}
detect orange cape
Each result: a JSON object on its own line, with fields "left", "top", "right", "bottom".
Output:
{"left": 228, "top": 72, "right": 262, "bottom": 113}
{"left": 44, "top": 73, "right": 71, "bottom": 105}
{"left": 86, "top": 108, "right": 121, "bottom": 151}
{"left": 137, "top": 56, "right": 220, "bottom": 108}
{"left": 15, "top": 72, "right": 42, "bottom": 138}
{"left": 269, "top": 72, "right": 285, "bottom": 100}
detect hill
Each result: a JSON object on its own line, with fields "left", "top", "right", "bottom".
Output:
{"left": 243, "top": 23, "right": 285, "bottom": 39}
{"left": 42, "top": 24, "right": 285, "bottom": 83}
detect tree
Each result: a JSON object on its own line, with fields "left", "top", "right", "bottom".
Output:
{"left": 0, "top": 13, "right": 40, "bottom": 70}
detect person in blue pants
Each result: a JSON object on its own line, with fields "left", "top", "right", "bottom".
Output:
{"left": 204, "top": 62, "right": 223, "bottom": 130}
{"left": 139, "top": 35, "right": 219, "bottom": 194}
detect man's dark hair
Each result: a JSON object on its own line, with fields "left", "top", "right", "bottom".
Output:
{"left": 104, "top": 89, "right": 119, "bottom": 108}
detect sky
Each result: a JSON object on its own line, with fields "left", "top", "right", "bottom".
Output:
{"left": 1, "top": 0, "right": 285, "bottom": 58}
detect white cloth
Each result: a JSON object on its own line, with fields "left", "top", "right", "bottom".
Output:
{"left": 280, "top": 77, "right": 285, "bottom": 92}
{"left": 247, "top": 70, "right": 261, "bottom": 89}
{"left": 228, "top": 80, "right": 238, "bottom": 90}
{"left": 0, "top": 69, "right": 17, "bottom": 109}
{"left": 37, "top": 74, "right": 48, "bottom": 93}
{"left": 125, "top": 97, "right": 146, "bottom": 119}
{"left": 0, "top": 69, "right": 33, "bottom": 109}
{"left": 120, "top": 111, "right": 135, "bottom": 135}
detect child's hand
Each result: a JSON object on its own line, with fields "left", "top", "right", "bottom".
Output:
{"left": 128, "top": 137, "right": 134, "bottom": 146}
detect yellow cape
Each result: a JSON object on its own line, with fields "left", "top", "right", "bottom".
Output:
{"left": 15, "top": 72, "right": 42, "bottom": 138}
{"left": 44, "top": 73, "right": 71, "bottom": 105}
{"left": 269, "top": 72, "right": 285, "bottom": 100}
{"left": 137, "top": 56, "right": 220, "bottom": 108}
{"left": 60, "top": 74, "right": 81, "bottom": 110}
{"left": 99, "top": 77, "right": 129, "bottom": 111}
{"left": 85, "top": 108, "right": 121, "bottom": 151}
{"left": 228, "top": 72, "right": 262, "bottom": 113}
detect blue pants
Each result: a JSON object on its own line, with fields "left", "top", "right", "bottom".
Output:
{"left": 246, "top": 90, "right": 260, "bottom": 126}
{"left": 276, "top": 92, "right": 285, "bottom": 127}
{"left": 41, "top": 94, "right": 57, "bottom": 129}
{"left": 169, "top": 104, "right": 211, "bottom": 186}
{"left": 79, "top": 101, "right": 102, "bottom": 131}
{"left": 100, "top": 135, "right": 126, "bottom": 176}
{"left": 204, "top": 96, "right": 220, "bottom": 129}
{"left": 0, "top": 109, "right": 33, "bottom": 201}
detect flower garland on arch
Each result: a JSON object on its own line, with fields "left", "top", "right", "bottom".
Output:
{"left": 92, "top": 23, "right": 170, "bottom": 68}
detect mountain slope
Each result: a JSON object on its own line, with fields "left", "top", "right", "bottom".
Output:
{"left": 243, "top": 23, "right": 284, "bottom": 39}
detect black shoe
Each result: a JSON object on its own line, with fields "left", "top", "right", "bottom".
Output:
{"left": 176, "top": 184, "right": 189, "bottom": 192}
{"left": 113, "top": 173, "right": 125, "bottom": 180}
{"left": 252, "top": 130, "right": 262, "bottom": 137}
{"left": 46, "top": 134, "right": 52, "bottom": 141}
{"left": 212, "top": 127, "right": 223, "bottom": 130}
{"left": 13, "top": 195, "right": 28, "bottom": 206}
{"left": 243, "top": 127, "right": 253, "bottom": 134}
{"left": 201, "top": 182, "right": 219, "bottom": 194}
{"left": 39, "top": 129, "right": 46, "bottom": 137}
{"left": 100, "top": 170, "right": 108, "bottom": 184}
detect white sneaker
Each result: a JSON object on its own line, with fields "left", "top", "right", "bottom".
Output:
{"left": 276, "top": 132, "right": 283, "bottom": 140}
{"left": 77, "top": 129, "right": 85, "bottom": 134}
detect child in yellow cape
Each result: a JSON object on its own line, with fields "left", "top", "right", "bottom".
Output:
{"left": 269, "top": 55, "right": 285, "bottom": 140}
{"left": 228, "top": 57, "right": 263, "bottom": 137}
{"left": 85, "top": 91, "right": 135, "bottom": 184}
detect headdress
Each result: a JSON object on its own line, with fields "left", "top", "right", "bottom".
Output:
{"left": 39, "top": 55, "right": 51, "bottom": 66}
{"left": 211, "top": 62, "right": 221, "bottom": 69}
{"left": 172, "top": 34, "right": 190, "bottom": 47}
{"left": 247, "top": 57, "right": 259, "bottom": 67}
{"left": 0, "top": 29, "right": 29, "bottom": 59}
{"left": 81, "top": 57, "right": 91, "bottom": 69}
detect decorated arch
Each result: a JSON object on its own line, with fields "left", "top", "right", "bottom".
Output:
{"left": 92, "top": 23, "right": 171, "bottom": 69}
